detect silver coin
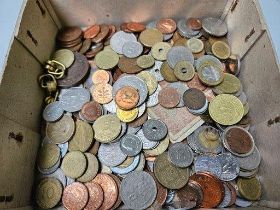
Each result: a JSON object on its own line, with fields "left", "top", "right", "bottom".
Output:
{"left": 147, "top": 84, "right": 161, "bottom": 107}
{"left": 98, "top": 141, "right": 127, "bottom": 167}
{"left": 200, "top": 65, "right": 222, "bottom": 82}
{"left": 43, "top": 101, "right": 64, "bottom": 122}
{"left": 239, "top": 168, "right": 258, "bottom": 178}
{"left": 187, "top": 99, "right": 208, "bottom": 115}
{"left": 218, "top": 183, "right": 232, "bottom": 208}
{"left": 142, "top": 119, "right": 168, "bottom": 141}
{"left": 168, "top": 82, "right": 189, "bottom": 107}
{"left": 146, "top": 20, "right": 157, "bottom": 28}
{"left": 120, "top": 134, "right": 143, "bottom": 156}
{"left": 37, "top": 156, "right": 61, "bottom": 175}
{"left": 111, "top": 154, "right": 140, "bottom": 175}
{"left": 39, "top": 168, "right": 67, "bottom": 188}
{"left": 233, "top": 146, "right": 261, "bottom": 171}
{"left": 137, "top": 102, "right": 146, "bottom": 117}
{"left": 177, "top": 19, "right": 200, "bottom": 38}
{"left": 165, "top": 190, "right": 176, "bottom": 204}
{"left": 167, "top": 46, "right": 194, "bottom": 68}
{"left": 136, "top": 129, "right": 158, "bottom": 149}
{"left": 66, "top": 176, "right": 75, "bottom": 186}
{"left": 147, "top": 61, "right": 164, "bottom": 81}
{"left": 113, "top": 75, "right": 148, "bottom": 106}
{"left": 187, "top": 133, "right": 200, "bottom": 153}
{"left": 83, "top": 67, "right": 97, "bottom": 89}
{"left": 238, "top": 91, "right": 248, "bottom": 105}
{"left": 100, "top": 163, "right": 112, "bottom": 174}
{"left": 134, "top": 153, "right": 145, "bottom": 172}
{"left": 59, "top": 87, "right": 90, "bottom": 112}
{"left": 112, "top": 122, "right": 127, "bottom": 143}
{"left": 217, "top": 153, "right": 240, "bottom": 181}
{"left": 58, "top": 142, "right": 68, "bottom": 158}
{"left": 202, "top": 17, "right": 228, "bottom": 37}
{"left": 168, "top": 143, "right": 194, "bottom": 168}
{"left": 120, "top": 171, "right": 157, "bottom": 209}
{"left": 110, "top": 31, "right": 137, "bottom": 54}
{"left": 235, "top": 197, "right": 252, "bottom": 207}
{"left": 195, "top": 55, "right": 223, "bottom": 70}
{"left": 164, "top": 33, "right": 174, "bottom": 41}
{"left": 127, "top": 126, "right": 141, "bottom": 134}
{"left": 103, "top": 99, "right": 117, "bottom": 113}
{"left": 122, "top": 41, "right": 143, "bottom": 58}
{"left": 194, "top": 155, "right": 222, "bottom": 177}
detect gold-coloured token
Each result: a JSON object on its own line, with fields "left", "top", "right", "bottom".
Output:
{"left": 144, "top": 135, "right": 170, "bottom": 156}
{"left": 197, "top": 64, "right": 224, "bottom": 86}
{"left": 116, "top": 107, "right": 139, "bottom": 123}
{"left": 137, "top": 71, "right": 158, "bottom": 95}
{"left": 187, "top": 38, "right": 204, "bottom": 53}
{"left": 160, "top": 61, "right": 178, "bottom": 82}
{"left": 52, "top": 49, "right": 75, "bottom": 68}
{"left": 209, "top": 94, "right": 244, "bottom": 125}
{"left": 95, "top": 50, "right": 119, "bottom": 69}
{"left": 174, "top": 61, "right": 195, "bottom": 81}
{"left": 173, "top": 38, "right": 188, "bottom": 46}
{"left": 68, "top": 120, "right": 94, "bottom": 152}
{"left": 243, "top": 102, "right": 250, "bottom": 116}
{"left": 237, "top": 177, "right": 262, "bottom": 201}
{"left": 118, "top": 156, "right": 134, "bottom": 168}
{"left": 36, "top": 178, "right": 63, "bottom": 209}
{"left": 151, "top": 42, "right": 171, "bottom": 61}
{"left": 212, "top": 41, "right": 231, "bottom": 60}
{"left": 77, "top": 153, "right": 99, "bottom": 182}
{"left": 213, "top": 73, "right": 241, "bottom": 94}
{"left": 37, "top": 143, "right": 60, "bottom": 169}
{"left": 139, "top": 28, "right": 163, "bottom": 47}
{"left": 137, "top": 55, "right": 155, "bottom": 69}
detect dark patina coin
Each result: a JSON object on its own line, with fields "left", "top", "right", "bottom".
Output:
{"left": 120, "top": 134, "right": 143, "bottom": 157}
{"left": 183, "top": 88, "right": 206, "bottom": 110}
{"left": 142, "top": 119, "right": 168, "bottom": 141}
{"left": 80, "top": 101, "right": 103, "bottom": 122}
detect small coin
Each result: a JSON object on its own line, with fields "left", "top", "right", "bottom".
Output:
{"left": 156, "top": 18, "right": 177, "bottom": 34}
{"left": 115, "top": 86, "right": 139, "bottom": 110}
{"left": 174, "top": 61, "right": 195, "bottom": 81}
{"left": 110, "top": 31, "right": 137, "bottom": 54}
{"left": 122, "top": 41, "right": 143, "bottom": 58}
{"left": 43, "top": 101, "right": 64, "bottom": 122}
{"left": 168, "top": 143, "right": 194, "bottom": 168}
{"left": 187, "top": 38, "right": 204, "bottom": 53}
{"left": 213, "top": 73, "right": 241, "bottom": 94}
{"left": 234, "top": 146, "right": 261, "bottom": 171}
{"left": 92, "top": 24, "right": 110, "bottom": 43}
{"left": 61, "top": 151, "right": 87, "bottom": 178}
{"left": 160, "top": 61, "right": 178, "bottom": 82}
{"left": 92, "top": 69, "right": 110, "bottom": 84}
{"left": 202, "top": 17, "right": 228, "bottom": 37}
{"left": 235, "top": 197, "right": 253, "bottom": 207}
{"left": 116, "top": 107, "right": 139, "bottom": 123}
{"left": 52, "top": 49, "right": 75, "bottom": 68}
{"left": 137, "top": 71, "right": 158, "bottom": 95}
{"left": 186, "top": 18, "right": 202, "bottom": 30}
{"left": 126, "top": 22, "right": 146, "bottom": 32}
{"left": 37, "top": 143, "right": 60, "bottom": 170}
{"left": 212, "top": 41, "right": 231, "bottom": 60}
{"left": 95, "top": 50, "right": 119, "bottom": 69}
{"left": 118, "top": 57, "right": 142, "bottom": 74}
{"left": 137, "top": 55, "right": 155, "bottom": 69}
{"left": 80, "top": 101, "right": 103, "bottom": 122}
{"left": 57, "top": 27, "right": 82, "bottom": 42}
{"left": 84, "top": 24, "right": 101, "bottom": 39}
{"left": 167, "top": 46, "right": 194, "bottom": 68}
{"left": 194, "top": 155, "right": 222, "bottom": 178}
{"left": 197, "top": 64, "right": 224, "bottom": 86}
{"left": 217, "top": 153, "right": 239, "bottom": 181}
{"left": 84, "top": 182, "right": 104, "bottom": 210}
{"left": 91, "top": 83, "right": 113, "bottom": 104}
{"left": 77, "top": 153, "right": 99, "bottom": 182}
{"left": 139, "top": 28, "right": 164, "bottom": 47}
{"left": 144, "top": 135, "right": 170, "bottom": 156}
{"left": 120, "top": 134, "right": 143, "bottom": 156}
{"left": 158, "top": 86, "right": 180, "bottom": 108}
{"left": 151, "top": 42, "right": 171, "bottom": 61}
{"left": 183, "top": 88, "right": 206, "bottom": 110}
{"left": 136, "top": 129, "right": 158, "bottom": 149}
{"left": 237, "top": 177, "right": 262, "bottom": 201}
{"left": 143, "top": 119, "right": 168, "bottom": 141}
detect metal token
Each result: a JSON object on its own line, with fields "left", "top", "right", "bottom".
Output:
{"left": 202, "top": 17, "right": 228, "bottom": 37}
{"left": 111, "top": 154, "right": 140, "bottom": 175}
{"left": 110, "top": 31, "right": 137, "bottom": 54}
{"left": 58, "top": 142, "right": 68, "bottom": 157}
{"left": 136, "top": 129, "right": 158, "bottom": 149}
{"left": 80, "top": 101, "right": 103, "bottom": 122}
{"left": 168, "top": 82, "right": 189, "bottom": 108}
{"left": 122, "top": 41, "right": 143, "bottom": 58}
{"left": 147, "top": 84, "right": 161, "bottom": 107}
{"left": 139, "top": 28, "right": 164, "bottom": 47}
{"left": 197, "top": 64, "right": 224, "bottom": 86}
{"left": 137, "top": 55, "right": 155, "bottom": 69}
{"left": 120, "top": 134, "right": 143, "bottom": 156}
{"left": 151, "top": 42, "right": 172, "bottom": 61}
{"left": 177, "top": 19, "right": 200, "bottom": 38}
{"left": 148, "top": 60, "right": 165, "bottom": 81}
{"left": 217, "top": 153, "right": 240, "bottom": 181}
{"left": 137, "top": 71, "right": 158, "bottom": 95}
{"left": 115, "top": 86, "right": 139, "bottom": 110}
{"left": 43, "top": 101, "right": 64, "bottom": 122}
{"left": 142, "top": 119, "right": 168, "bottom": 141}
{"left": 120, "top": 171, "right": 157, "bottom": 209}
{"left": 160, "top": 61, "right": 178, "bottom": 82}
{"left": 92, "top": 69, "right": 110, "bottom": 84}
{"left": 77, "top": 153, "right": 99, "bottom": 182}
{"left": 183, "top": 88, "right": 206, "bottom": 110}
{"left": 167, "top": 46, "right": 194, "bottom": 68}
{"left": 158, "top": 86, "right": 180, "bottom": 108}
{"left": 98, "top": 141, "right": 127, "bottom": 167}
{"left": 95, "top": 50, "right": 119, "bottom": 69}
{"left": 194, "top": 155, "right": 222, "bottom": 178}
{"left": 174, "top": 61, "right": 195, "bottom": 82}
{"left": 187, "top": 38, "right": 204, "bottom": 53}
{"left": 52, "top": 49, "right": 75, "bottom": 68}
{"left": 168, "top": 143, "right": 194, "bottom": 168}
{"left": 61, "top": 151, "right": 87, "bottom": 178}
{"left": 234, "top": 146, "right": 261, "bottom": 171}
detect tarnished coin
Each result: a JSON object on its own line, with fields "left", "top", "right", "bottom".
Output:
{"left": 174, "top": 61, "right": 195, "bottom": 81}
{"left": 197, "top": 64, "right": 224, "bottom": 86}
{"left": 143, "top": 119, "right": 168, "bottom": 141}
{"left": 92, "top": 69, "right": 110, "bottom": 84}
{"left": 144, "top": 135, "right": 169, "bottom": 156}
{"left": 60, "top": 87, "right": 90, "bottom": 112}
{"left": 110, "top": 31, "right": 137, "bottom": 54}
{"left": 92, "top": 24, "right": 110, "bottom": 43}
{"left": 37, "top": 143, "right": 60, "bottom": 170}
{"left": 91, "top": 83, "right": 113, "bottom": 104}
{"left": 115, "top": 86, "right": 139, "bottom": 110}
{"left": 111, "top": 154, "right": 140, "bottom": 175}
{"left": 148, "top": 60, "right": 165, "bottom": 81}
{"left": 77, "top": 153, "right": 99, "bottom": 182}
{"left": 93, "top": 114, "right": 121, "bottom": 143}
{"left": 68, "top": 120, "right": 93, "bottom": 152}
{"left": 117, "top": 107, "right": 138, "bottom": 123}
{"left": 95, "top": 50, "right": 119, "bottom": 69}
{"left": 126, "top": 22, "right": 146, "bottom": 32}
{"left": 137, "top": 55, "right": 155, "bottom": 69}
{"left": 156, "top": 18, "right": 177, "bottom": 34}
{"left": 128, "top": 109, "right": 148, "bottom": 128}
{"left": 183, "top": 88, "right": 206, "bottom": 110}
{"left": 52, "top": 49, "right": 75, "bottom": 68}
{"left": 84, "top": 24, "right": 101, "bottom": 39}
{"left": 57, "top": 27, "right": 82, "bottom": 42}
{"left": 158, "top": 86, "right": 180, "bottom": 108}
{"left": 187, "top": 18, "right": 202, "bottom": 30}
{"left": 212, "top": 41, "right": 231, "bottom": 60}
{"left": 137, "top": 71, "right": 158, "bottom": 95}
{"left": 85, "top": 42, "right": 104, "bottom": 58}
{"left": 217, "top": 153, "right": 240, "bottom": 181}
{"left": 237, "top": 177, "right": 261, "bottom": 201}
{"left": 46, "top": 115, "right": 75, "bottom": 144}
{"left": 79, "top": 38, "right": 92, "bottom": 54}
{"left": 43, "top": 101, "right": 64, "bottom": 122}
{"left": 160, "top": 61, "right": 178, "bottom": 82}
{"left": 37, "top": 156, "right": 61, "bottom": 175}
{"left": 202, "top": 17, "right": 228, "bottom": 37}
{"left": 136, "top": 129, "right": 158, "bottom": 149}
{"left": 122, "top": 41, "right": 143, "bottom": 58}
{"left": 39, "top": 168, "right": 67, "bottom": 188}
{"left": 234, "top": 146, "right": 261, "bottom": 171}
{"left": 61, "top": 151, "right": 87, "bottom": 178}
{"left": 151, "top": 42, "right": 172, "bottom": 61}
{"left": 213, "top": 73, "right": 241, "bottom": 94}
{"left": 80, "top": 101, "right": 103, "bottom": 122}
{"left": 187, "top": 38, "right": 204, "bottom": 53}
{"left": 139, "top": 28, "right": 164, "bottom": 47}
{"left": 177, "top": 19, "right": 200, "bottom": 38}
{"left": 36, "top": 178, "right": 63, "bottom": 209}
{"left": 98, "top": 141, "right": 127, "bottom": 167}
{"left": 194, "top": 155, "right": 222, "bottom": 178}
{"left": 155, "top": 152, "right": 190, "bottom": 189}
{"left": 167, "top": 46, "right": 194, "bottom": 68}
{"left": 118, "top": 57, "right": 142, "bottom": 74}
{"left": 120, "top": 134, "right": 142, "bottom": 156}
{"left": 120, "top": 171, "right": 157, "bottom": 209}
{"left": 109, "top": 174, "right": 122, "bottom": 210}
{"left": 147, "top": 84, "right": 161, "bottom": 107}
{"left": 84, "top": 182, "right": 104, "bottom": 210}
{"left": 195, "top": 54, "right": 224, "bottom": 70}
{"left": 168, "top": 143, "right": 194, "bottom": 168}
{"left": 187, "top": 73, "right": 207, "bottom": 91}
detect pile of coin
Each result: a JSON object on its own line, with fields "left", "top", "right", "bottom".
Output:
{"left": 36, "top": 17, "right": 261, "bottom": 209}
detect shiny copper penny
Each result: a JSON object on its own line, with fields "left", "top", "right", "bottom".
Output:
{"left": 115, "top": 86, "right": 139, "bottom": 110}
{"left": 158, "top": 87, "right": 180, "bottom": 108}
{"left": 84, "top": 25, "right": 101, "bottom": 39}
{"left": 187, "top": 73, "right": 207, "bottom": 91}
{"left": 109, "top": 174, "right": 122, "bottom": 210}
{"left": 84, "top": 182, "right": 104, "bottom": 210}
{"left": 120, "top": 23, "right": 132, "bottom": 32}
{"left": 92, "top": 173, "right": 118, "bottom": 210}
{"left": 127, "top": 22, "right": 146, "bottom": 32}
{"left": 156, "top": 18, "right": 177, "bottom": 34}
{"left": 128, "top": 109, "right": 148, "bottom": 127}
{"left": 118, "top": 57, "right": 142, "bottom": 74}
{"left": 81, "top": 101, "right": 103, "bottom": 122}
{"left": 88, "top": 140, "right": 100, "bottom": 156}
{"left": 57, "top": 27, "right": 83, "bottom": 42}
{"left": 92, "top": 24, "right": 110, "bottom": 43}
{"left": 189, "top": 172, "right": 224, "bottom": 208}
{"left": 148, "top": 172, "right": 168, "bottom": 207}
{"left": 62, "top": 182, "right": 89, "bottom": 210}
{"left": 186, "top": 18, "right": 202, "bottom": 30}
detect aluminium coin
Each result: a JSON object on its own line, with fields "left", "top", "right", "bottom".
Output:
{"left": 120, "top": 134, "right": 143, "bottom": 156}
{"left": 142, "top": 119, "right": 168, "bottom": 141}
{"left": 43, "top": 101, "right": 64, "bottom": 122}
{"left": 136, "top": 129, "right": 158, "bottom": 149}
{"left": 111, "top": 154, "right": 140, "bottom": 175}
{"left": 217, "top": 153, "right": 240, "bottom": 181}
{"left": 194, "top": 155, "right": 222, "bottom": 178}
{"left": 168, "top": 143, "right": 194, "bottom": 168}
{"left": 122, "top": 41, "right": 143, "bottom": 58}
{"left": 110, "top": 31, "right": 137, "bottom": 54}
{"left": 202, "top": 17, "right": 228, "bottom": 37}
{"left": 167, "top": 46, "right": 194, "bottom": 68}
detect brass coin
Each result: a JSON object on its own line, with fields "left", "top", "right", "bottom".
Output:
{"left": 187, "top": 38, "right": 204, "bottom": 53}
{"left": 95, "top": 50, "right": 119, "bottom": 69}
{"left": 91, "top": 83, "right": 113, "bottom": 104}
{"left": 115, "top": 86, "right": 139, "bottom": 110}
{"left": 151, "top": 42, "right": 172, "bottom": 61}
{"left": 154, "top": 152, "right": 190, "bottom": 189}
{"left": 37, "top": 143, "right": 60, "bottom": 169}
{"left": 160, "top": 61, "right": 178, "bottom": 82}
{"left": 137, "top": 55, "right": 155, "bottom": 69}
{"left": 139, "top": 28, "right": 164, "bottom": 47}
{"left": 118, "top": 57, "right": 142, "bottom": 74}
{"left": 197, "top": 64, "right": 224, "bottom": 86}
{"left": 213, "top": 73, "right": 241, "bottom": 94}
{"left": 144, "top": 135, "right": 170, "bottom": 156}
{"left": 52, "top": 49, "right": 75, "bottom": 68}
{"left": 68, "top": 120, "right": 94, "bottom": 152}
{"left": 61, "top": 151, "right": 87, "bottom": 178}
{"left": 209, "top": 94, "right": 244, "bottom": 125}
{"left": 116, "top": 107, "right": 139, "bottom": 123}
{"left": 174, "top": 38, "right": 188, "bottom": 46}
{"left": 137, "top": 71, "right": 158, "bottom": 95}
{"left": 77, "top": 153, "right": 99, "bottom": 182}
{"left": 237, "top": 177, "right": 261, "bottom": 201}
{"left": 208, "top": 36, "right": 228, "bottom": 46}
{"left": 36, "top": 178, "right": 63, "bottom": 209}
{"left": 212, "top": 41, "right": 231, "bottom": 60}
{"left": 174, "top": 61, "right": 195, "bottom": 81}
{"left": 92, "top": 114, "right": 122, "bottom": 143}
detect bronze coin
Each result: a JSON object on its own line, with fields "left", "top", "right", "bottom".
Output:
{"left": 172, "top": 31, "right": 183, "bottom": 42}
{"left": 148, "top": 172, "right": 168, "bottom": 207}
{"left": 84, "top": 182, "right": 104, "bottom": 210}
{"left": 85, "top": 43, "right": 104, "bottom": 58}
{"left": 127, "top": 22, "right": 146, "bottom": 32}
{"left": 115, "top": 86, "right": 139, "bottom": 110}
{"left": 79, "top": 38, "right": 92, "bottom": 54}
{"left": 128, "top": 109, "right": 148, "bottom": 128}
{"left": 57, "top": 52, "right": 89, "bottom": 88}
{"left": 183, "top": 88, "right": 206, "bottom": 110}
{"left": 84, "top": 25, "right": 101, "bottom": 39}
{"left": 187, "top": 73, "right": 207, "bottom": 91}
{"left": 92, "top": 173, "right": 118, "bottom": 210}
{"left": 189, "top": 172, "right": 224, "bottom": 208}
{"left": 113, "top": 68, "right": 124, "bottom": 83}
{"left": 67, "top": 41, "right": 83, "bottom": 52}
{"left": 109, "top": 174, "right": 122, "bottom": 210}
{"left": 59, "top": 37, "right": 82, "bottom": 47}
{"left": 57, "top": 27, "right": 83, "bottom": 42}
{"left": 158, "top": 87, "right": 180, "bottom": 108}
{"left": 107, "top": 24, "right": 117, "bottom": 39}
{"left": 118, "top": 57, "right": 142, "bottom": 74}
{"left": 80, "top": 101, "right": 103, "bottom": 122}
{"left": 186, "top": 18, "right": 202, "bottom": 30}
{"left": 62, "top": 182, "right": 89, "bottom": 210}
{"left": 156, "top": 18, "right": 177, "bottom": 34}
{"left": 120, "top": 23, "right": 132, "bottom": 32}
{"left": 92, "top": 24, "right": 110, "bottom": 43}
{"left": 88, "top": 140, "right": 100, "bottom": 156}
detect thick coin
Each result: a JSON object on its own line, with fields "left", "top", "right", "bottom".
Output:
{"left": 57, "top": 27, "right": 82, "bottom": 42}
{"left": 79, "top": 38, "right": 92, "bottom": 54}
{"left": 77, "top": 153, "right": 99, "bottom": 182}
{"left": 92, "top": 69, "right": 110, "bottom": 84}
{"left": 183, "top": 88, "right": 206, "bottom": 110}
{"left": 46, "top": 115, "right": 75, "bottom": 144}
{"left": 144, "top": 135, "right": 169, "bottom": 156}
{"left": 158, "top": 87, "right": 180, "bottom": 108}
{"left": 168, "top": 143, "right": 194, "bottom": 168}
{"left": 137, "top": 55, "right": 155, "bottom": 69}
{"left": 187, "top": 18, "right": 202, "bottom": 30}
{"left": 174, "top": 61, "right": 195, "bottom": 81}
{"left": 136, "top": 129, "right": 158, "bottom": 149}
{"left": 160, "top": 61, "right": 178, "bottom": 82}
{"left": 187, "top": 38, "right": 204, "bottom": 53}
{"left": 202, "top": 17, "right": 228, "bottom": 37}
{"left": 92, "top": 24, "right": 110, "bottom": 43}
{"left": 115, "top": 86, "right": 139, "bottom": 110}
{"left": 213, "top": 73, "right": 241, "bottom": 94}
{"left": 118, "top": 57, "right": 142, "bottom": 74}
{"left": 126, "top": 22, "right": 146, "bottom": 32}
{"left": 120, "top": 134, "right": 142, "bottom": 156}
{"left": 61, "top": 151, "right": 87, "bottom": 178}
{"left": 139, "top": 28, "right": 164, "bottom": 47}
{"left": 116, "top": 107, "right": 138, "bottom": 123}
{"left": 37, "top": 143, "right": 60, "bottom": 170}
{"left": 167, "top": 46, "right": 194, "bottom": 68}
{"left": 194, "top": 155, "right": 222, "bottom": 178}
{"left": 137, "top": 71, "right": 158, "bottom": 95}
{"left": 80, "top": 101, "right": 103, "bottom": 122}
{"left": 84, "top": 182, "right": 104, "bottom": 210}
{"left": 156, "top": 18, "right": 177, "bottom": 34}
{"left": 91, "top": 83, "right": 113, "bottom": 104}
{"left": 237, "top": 177, "right": 261, "bottom": 201}
{"left": 52, "top": 49, "right": 75, "bottom": 68}
{"left": 95, "top": 50, "right": 119, "bottom": 69}
{"left": 122, "top": 41, "right": 143, "bottom": 58}
{"left": 120, "top": 171, "right": 157, "bottom": 209}
{"left": 212, "top": 41, "right": 231, "bottom": 60}
{"left": 84, "top": 24, "right": 101, "bottom": 39}
{"left": 43, "top": 101, "right": 64, "bottom": 122}
{"left": 217, "top": 153, "right": 240, "bottom": 181}
{"left": 151, "top": 42, "right": 172, "bottom": 61}
{"left": 110, "top": 31, "right": 137, "bottom": 54}
{"left": 197, "top": 64, "right": 224, "bottom": 86}
{"left": 143, "top": 119, "right": 168, "bottom": 141}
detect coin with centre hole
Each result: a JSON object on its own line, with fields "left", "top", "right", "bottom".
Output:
{"left": 122, "top": 41, "right": 143, "bottom": 58}
{"left": 174, "top": 61, "right": 195, "bottom": 81}
{"left": 151, "top": 42, "right": 172, "bottom": 61}
{"left": 61, "top": 151, "right": 87, "bottom": 178}
{"left": 110, "top": 31, "right": 137, "bottom": 54}
{"left": 142, "top": 119, "right": 168, "bottom": 141}
{"left": 43, "top": 101, "right": 64, "bottom": 122}
{"left": 158, "top": 86, "right": 180, "bottom": 108}
{"left": 167, "top": 46, "right": 194, "bottom": 68}
{"left": 137, "top": 55, "right": 155, "bottom": 69}
{"left": 168, "top": 143, "right": 194, "bottom": 168}
{"left": 139, "top": 28, "right": 164, "bottom": 47}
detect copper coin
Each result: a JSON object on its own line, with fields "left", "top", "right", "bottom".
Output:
{"left": 84, "top": 182, "right": 104, "bottom": 210}
{"left": 80, "top": 101, "right": 103, "bottom": 122}
{"left": 115, "top": 86, "right": 139, "bottom": 110}
{"left": 59, "top": 37, "right": 82, "bottom": 47}
{"left": 158, "top": 87, "right": 180, "bottom": 108}
{"left": 62, "top": 182, "right": 89, "bottom": 210}
{"left": 156, "top": 18, "right": 177, "bottom": 34}
{"left": 58, "top": 52, "right": 89, "bottom": 88}
{"left": 186, "top": 18, "right": 202, "bottom": 30}
{"left": 148, "top": 172, "right": 168, "bottom": 207}
{"left": 57, "top": 27, "right": 83, "bottom": 42}
{"left": 79, "top": 38, "right": 92, "bottom": 54}
{"left": 128, "top": 109, "right": 148, "bottom": 128}
{"left": 88, "top": 141, "right": 100, "bottom": 156}
{"left": 183, "top": 88, "right": 206, "bottom": 110}
{"left": 113, "top": 68, "right": 123, "bottom": 83}
{"left": 225, "top": 182, "right": 237, "bottom": 206}
{"left": 107, "top": 25, "right": 117, "bottom": 39}
{"left": 92, "top": 70, "right": 110, "bottom": 84}
{"left": 118, "top": 57, "right": 142, "bottom": 74}
{"left": 67, "top": 42, "right": 83, "bottom": 52}
{"left": 92, "top": 173, "right": 118, "bottom": 210}
{"left": 189, "top": 172, "right": 224, "bottom": 208}
{"left": 120, "top": 23, "right": 132, "bottom": 32}
{"left": 109, "top": 174, "right": 122, "bottom": 210}
{"left": 92, "top": 24, "right": 110, "bottom": 43}
{"left": 84, "top": 25, "right": 101, "bottom": 39}
{"left": 127, "top": 22, "right": 146, "bottom": 32}
{"left": 91, "top": 83, "right": 113, "bottom": 104}
{"left": 187, "top": 73, "right": 207, "bottom": 91}
{"left": 85, "top": 43, "right": 104, "bottom": 58}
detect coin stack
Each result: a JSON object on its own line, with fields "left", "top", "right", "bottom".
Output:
{"left": 36, "top": 17, "right": 261, "bottom": 209}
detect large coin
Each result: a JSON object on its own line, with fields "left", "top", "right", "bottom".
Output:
{"left": 43, "top": 101, "right": 64, "bottom": 122}
{"left": 237, "top": 177, "right": 262, "bottom": 201}
{"left": 212, "top": 41, "right": 231, "bottom": 60}
{"left": 202, "top": 17, "right": 228, "bottom": 37}
{"left": 37, "top": 143, "right": 60, "bottom": 170}
{"left": 167, "top": 46, "right": 194, "bottom": 68}
{"left": 115, "top": 86, "right": 139, "bottom": 110}
{"left": 213, "top": 73, "right": 241, "bottom": 94}
{"left": 168, "top": 143, "right": 194, "bottom": 168}
{"left": 61, "top": 151, "right": 87, "bottom": 178}
{"left": 139, "top": 28, "right": 163, "bottom": 47}
{"left": 110, "top": 31, "right": 137, "bottom": 54}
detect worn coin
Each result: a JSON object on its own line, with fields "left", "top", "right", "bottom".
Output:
{"left": 143, "top": 119, "right": 168, "bottom": 141}
{"left": 84, "top": 182, "right": 104, "bottom": 210}
{"left": 160, "top": 61, "right": 178, "bottom": 82}
{"left": 92, "top": 69, "right": 110, "bottom": 84}
{"left": 195, "top": 54, "right": 223, "bottom": 70}
{"left": 177, "top": 19, "right": 200, "bottom": 38}
{"left": 167, "top": 46, "right": 194, "bottom": 69}
{"left": 156, "top": 18, "right": 177, "bottom": 34}
{"left": 95, "top": 50, "right": 119, "bottom": 69}
{"left": 118, "top": 57, "right": 142, "bottom": 74}
{"left": 116, "top": 107, "right": 138, "bottom": 123}
{"left": 183, "top": 88, "right": 206, "bottom": 110}
{"left": 194, "top": 155, "right": 222, "bottom": 178}
{"left": 137, "top": 55, "right": 155, "bottom": 69}
{"left": 213, "top": 73, "right": 241, "bottom": 94}
{"left": 61, "top": 151, "right": 87, "bottom": 178}
{"left": 144, "top": 135, "right": 170, "bottom": 156}
{"left": 120, "top": 134, "right": 142, "bottom": 156}
{"left": 77, "top": 153, "right": 99, "bottom": 182}
{"left": 137, "top": 71, "right": 158, "bottom": 95}
{"left": 212, "top": 41, "right": 231, "bottom": 60}
{"left": 151, "top": 42, "right": 172, "bottom": 61}
{"left": 52, "top": 49, "right": 75, "bottom": 68}
{"left": 168, "top": 143, "right": 194, "bottom": 168}
{"left": 110, "top": 31, "right": 137, "bottom": 54}
{"left": 92, "top": 24, "right": 110, "bottom": 43}
{"left": 174, "top": 61, "right": 195, "bottom": 82}
{"left": 139, "top": 28, "right": 164, "bottom": 47}
{"left": 202, "top": 17, "right": 228, "bottom": 37}
{"left": 136, "top": 129, "right": 159, "bottom": 149}
{"left": 148, "top": 60, "right": 165, "bottom": 81}
{"left": 147, "top": 84, "right": 161, "bottom": 107}
{"left": 158, "top": 87, "right": 180, "bottom": 108}
{"left": 217, "top": 153, "right": 240, "bottom": 181}
{"left": 197, "top": 64, "right": 224, "bottom": 86}
{"left": 122, "top": 41, "right": 143, "bottom": 58}
{"left": 115, "top": 86, "right": 139, "bottom": 110}
{"left": 237, "top": 177, "right": 261, "bottom": 201}
{"left": 37, "top": 143, "right": 60, "bottom": 170}
{"left": 43, "top": 101, "right": 64, "bottom": 122}
{"left": 187, "top": 38, "right": 204, "bottom": 53}
{"left": 80, "top": 101, "right": 103, "bottom": 122}
{"left": 234, "top": 146, "right": 261, "bottom": 171}
{"left": 111, "top": 154, "right": 140, "bottom": 175}
{"left": 91, "top": 83, "right": 113, "bottom": 104}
